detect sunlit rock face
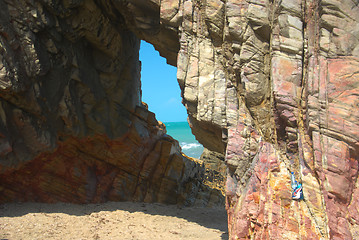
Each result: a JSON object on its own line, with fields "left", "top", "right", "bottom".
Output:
{"left": 1, "top": 0, "right": 359, "bottom": 239}
{"left": 120, "top": 0, "right": 359, "bottom": 238}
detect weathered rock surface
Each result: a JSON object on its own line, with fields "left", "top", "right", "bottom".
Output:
{"left": 0, "top": 0, "right": 223, "bottom": 207}
{"left": 1, "top": 0, "right": 359, "bottom": 239}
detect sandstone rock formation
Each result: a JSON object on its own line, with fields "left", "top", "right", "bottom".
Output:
{"left": 0, "top": 0, "right": 223, "bottom": 207}
{"left": 1, "top": 0, "right": 359, "bottom": 239}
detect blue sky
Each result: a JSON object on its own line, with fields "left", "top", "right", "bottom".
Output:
{"left": 139, "top": 40, "right": 188, "bottom": 122}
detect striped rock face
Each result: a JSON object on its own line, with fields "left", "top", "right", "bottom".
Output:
{"left": 1, "top": 0, "right": 359, "bottom": 239}
{"left": 0, "top": 0, "right": 223, "bottom": 207}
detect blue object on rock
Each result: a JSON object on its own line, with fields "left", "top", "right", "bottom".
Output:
{"left": 290, "top": 172, "right": 303, "bottom": 200}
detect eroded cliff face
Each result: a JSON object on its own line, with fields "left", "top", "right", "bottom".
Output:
{"left": 1, "top": 0, "right": 359, "bottom": 239}
{"left": 0, "top": 0, "right": 223, "bottom": 207}
{"left": 120, "top": 1, "right": 359, "bottom": 238}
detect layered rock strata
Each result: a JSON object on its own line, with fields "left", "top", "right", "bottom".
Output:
{"left": 1, "top": 0, "right": 359, "bottom": 239}
{"left": 0, "top": 0, "right": 223, "bottom": 207}
{"left": 115, "top": 0, "right": 359, "bottom": 238}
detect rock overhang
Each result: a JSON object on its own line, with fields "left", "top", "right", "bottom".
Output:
{"left": 1, "top": 0, "right": 359, "bottom": 239}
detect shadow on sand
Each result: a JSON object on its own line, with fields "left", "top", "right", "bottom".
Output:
{"left": 0, "top": 201, "right": 228, "bottom": 239}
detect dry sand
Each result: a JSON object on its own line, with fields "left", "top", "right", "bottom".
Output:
{"left": 0, "top": 202, "right": 228, "bottom": 240}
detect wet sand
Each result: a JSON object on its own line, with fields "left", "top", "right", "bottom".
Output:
{"left": 0, "top": 202, "right": 228, "bottom": 240}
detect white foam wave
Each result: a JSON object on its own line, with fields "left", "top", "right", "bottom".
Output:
{"left": 181, "top": 142, "right": 202, "bottom": 150}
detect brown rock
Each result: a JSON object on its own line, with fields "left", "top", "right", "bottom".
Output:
{"left": 1, "top": 0, "right": 359, "bottom": 239}
{"left": 0, "top": 0, "right": 223, "bottom": 208}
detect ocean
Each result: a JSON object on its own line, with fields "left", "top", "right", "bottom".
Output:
{"left": 164, "top": 121, "right": 204, "bottom": 159}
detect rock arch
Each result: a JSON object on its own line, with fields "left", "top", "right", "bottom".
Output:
{"left": 1, "top": 0, "right": 359, "bottom": 239}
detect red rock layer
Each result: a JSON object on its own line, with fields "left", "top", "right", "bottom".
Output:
{"left": 0, "top": 0, "right": 223, "bottom": 207}
{"left": 1, "top": 0, "right": 359, "bottom": 239}
{"left": 0, "top": 106, "right": 222, "bottom": 206}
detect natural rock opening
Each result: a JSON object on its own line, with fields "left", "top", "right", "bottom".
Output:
{"left": 1, "top": 0, "right": 359, "bottom": 239}
{"left": 0, "top": 0, "right": 224, "bottom": 208}
{"left": 139, "top": 41, "right": 186, "bottom": 123}
{"left": 139, "top": 40, "right": 205, "bottom": 159}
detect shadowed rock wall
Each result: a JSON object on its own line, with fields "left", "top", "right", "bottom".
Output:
{"left": 0, "top": 0, "right": 223, "bottom": 207}
{"left": 1, "top": 0, "right": 359, "bottom": 239}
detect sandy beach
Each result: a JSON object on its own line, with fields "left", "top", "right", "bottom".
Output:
{"left": 0, "top": 202, "right": 228, "bottom": 240}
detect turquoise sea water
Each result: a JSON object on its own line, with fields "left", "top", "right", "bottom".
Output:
{"left": 164, "top": 122, "right": 204, "bottom": 159}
